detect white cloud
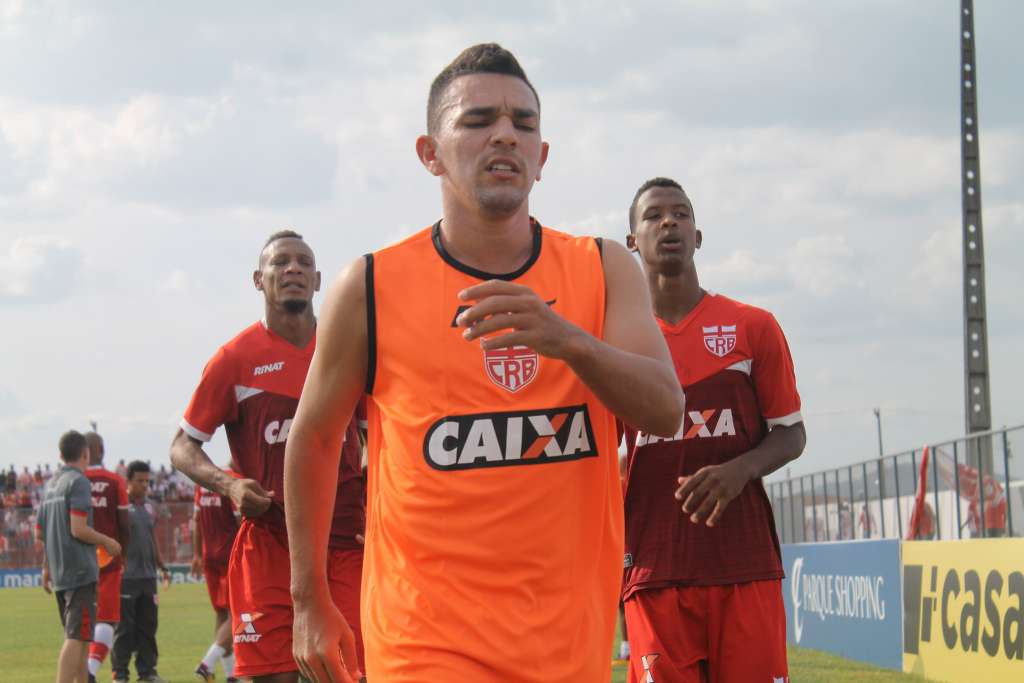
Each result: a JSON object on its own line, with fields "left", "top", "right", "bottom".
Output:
{"left": 0, "top": 235, "right": 83, "bottom": 304}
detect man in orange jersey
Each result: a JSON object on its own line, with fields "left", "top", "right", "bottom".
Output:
{"left": 170, "top": 230, "right": 366, "bottom": 683}
{"left": 622, "top": 177, "right": 806, "bottom": 682}
{"left": 284, "top": 44, "right": 685, "bottom": 683}
{"left": 83, "top": 432, "right": 131, "bottom": 683}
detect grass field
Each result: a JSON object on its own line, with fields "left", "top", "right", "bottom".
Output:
{"left": 0, "top": 583, "right": 926, "bottom": 682}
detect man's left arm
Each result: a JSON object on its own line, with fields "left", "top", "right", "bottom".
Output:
{"left": 676, "top": 311, "right": 806, "bottom": 526}
{"left": 458, "top": 240, "right": 684, "bottom": 436}
{"left": 151, "top": 516, "right": 170, "bottom": 585}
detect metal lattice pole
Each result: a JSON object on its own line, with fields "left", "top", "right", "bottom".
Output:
{"left": 959, "top": 1, "right": 993, "bottom": 475}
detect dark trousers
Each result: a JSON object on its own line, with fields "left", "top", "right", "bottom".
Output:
{"left": 112, "top": 577, "right": 158, "bottom": 679}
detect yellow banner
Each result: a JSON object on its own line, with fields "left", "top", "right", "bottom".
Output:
{"left": 902, "top": 539, "right": 1024, "bottom": 681}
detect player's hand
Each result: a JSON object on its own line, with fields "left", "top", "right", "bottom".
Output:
{"left": 457, "top": 280, "right": 582, "bottom": 359}
{"left": 355, "top": 534, "right": 364, "bottom": 545}
{"left": 159, "top": 566, "right": 171, "bottom": 588}
{"left": 293, "top": 599, "right": 362, "bottom": 683}
{"left": 675, "top": 459, "right": 753, "bottom": 527}
{"left": 103, "top": 538, "right": 122, "bottom": 558}
{"left": 41, "top": 566, "right": 52, "bottom": 594}
{"left": 190, "top": 556, "right": 202, "bottom": 578}
{"left": 228, "top": 478, "right": 275, "bottom": 518}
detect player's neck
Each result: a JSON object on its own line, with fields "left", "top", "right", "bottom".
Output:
{"left": 264, "top": 308, "right": 316, "bottom": 348}
{"left": 439, "top": 199, "right": 535, "bottom": 275}
{"left": 650, "top": 268, "right": 703, "bottom": 325}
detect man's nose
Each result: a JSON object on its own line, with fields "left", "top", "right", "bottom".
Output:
{"left": 489, "top": 116, "right": 518, "bottom": 148}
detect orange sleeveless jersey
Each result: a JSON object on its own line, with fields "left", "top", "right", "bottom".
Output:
{"left": 362, "top": 221, "right": 623, "bottom": 682}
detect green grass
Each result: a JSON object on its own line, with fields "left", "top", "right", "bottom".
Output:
{"left": 1, "top": 583, "right": 924, "bottom": 682}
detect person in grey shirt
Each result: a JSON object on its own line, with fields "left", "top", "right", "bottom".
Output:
{"left": 111, "top": 461, "right": 170, "bottom": 683}
{"left": 38, "top": 430, "right": 122, "bottom": 683}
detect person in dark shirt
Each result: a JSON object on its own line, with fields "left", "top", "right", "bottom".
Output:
{"left": 110, "top": 461, "right": 170, "bottom": 683}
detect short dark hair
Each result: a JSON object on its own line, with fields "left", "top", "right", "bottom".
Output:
{"left": 427, "top": 43, "right": 539, "bottom": 134}
{"left": 259, "top": 229, "right": 305, "bottom": 266}
{"left": 126, "top": 460, "right": 150, "bottom": 481}
{"left": 628, "top": 177, "right": 691, "bottom": 232}
{"left": 58, "top": 431, "right": 88, "bottom": 463}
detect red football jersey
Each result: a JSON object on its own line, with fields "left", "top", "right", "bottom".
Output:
{"left": 623, "top": 293, "right": 801, "bottom": 599}
{"left": 194, "top": 469, "right": 240, "bottom": 567}
{"left": 181, "top": 322, "right": 365, "bottom": 549}
{"left": 85, "top": 465, "right": 129, "bottom": 573}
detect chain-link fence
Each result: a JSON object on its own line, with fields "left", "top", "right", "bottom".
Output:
{"left": 768, "top": 424, "right": 1024, "bottom": 543}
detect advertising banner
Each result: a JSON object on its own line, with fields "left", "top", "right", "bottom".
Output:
{"left": 902, "top": 539, "right": 1024, "bottom": 681}
{"left": 0, "top": 564, "right": 202, "bottom": 589}
{"left": 781, "top": 539, "right": 902, "bottom": 669}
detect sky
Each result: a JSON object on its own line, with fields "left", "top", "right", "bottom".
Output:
{"left": 1, "top": 0, "right": 1021, "bottom": 480}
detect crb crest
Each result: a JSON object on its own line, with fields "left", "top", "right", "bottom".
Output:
{"left": 484, "top": 345, "right": 539, "bottom": 392}
{"left": 702, "top": 325, "right": 737, "bottom": 358}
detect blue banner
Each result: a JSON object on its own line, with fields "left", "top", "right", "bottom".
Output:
{"left": 0, "top": 564, "right": 202, "bottom": 589}
{"left": 781, "top": 539, "right": 902, "bottom": 670}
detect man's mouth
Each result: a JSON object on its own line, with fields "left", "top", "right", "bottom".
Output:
{"left": 485, "top": 159, "right": 520, "bottom": 176}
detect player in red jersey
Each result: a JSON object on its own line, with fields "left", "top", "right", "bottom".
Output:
{"left": 83, "top": 432, "right": 131, "bottom": 683}
{"left": 623, "top": 178, "right": 806, "bottom": 683}
{"left": 191, "top": 466, "right": 240, "bottom": 682}
{"left": 170, "top": 230, "right": 366, "bottom": 683}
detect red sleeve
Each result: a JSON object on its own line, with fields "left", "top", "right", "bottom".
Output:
{"left": 356, "top": 396, "right": 368, "bottom": 429}
{"left": 193, "top": 483, "right": 202, "bottom": 506}
{"left": 181, "top": 346, "right": 238, "bottom": 441}
{"left": 116, "top": 475, "right": 129, "bottom": 508}
{"left": 751, "top": 311, "right": 802, "bottom": 427}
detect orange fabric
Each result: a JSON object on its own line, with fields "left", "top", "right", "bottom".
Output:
{"left": 96, "top": 565, "right": 122, "bottom": 623}
{"left": 363, "top": 224, "right": 622, "bottom": 682}
{"left": 624, "top": 581, "right": 788, "bottom": 683}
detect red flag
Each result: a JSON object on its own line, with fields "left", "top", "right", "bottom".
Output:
{"left": 905, "top": 446, "right": 930, "bottom": 540}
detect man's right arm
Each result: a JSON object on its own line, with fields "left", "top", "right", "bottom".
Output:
{"left": 170, "top": 432, "right": 272, "bottom": 518}
{"left": 284, "top": 256, "right": 368, "bottom": 683}
{"left": 169, "top": 432, "right": 237, "bottom": 499}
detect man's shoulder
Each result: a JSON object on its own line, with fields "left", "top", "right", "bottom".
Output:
{"left": 203, "top": 321, "right": 270, "bottom": 373}
{"left": 373, "top": 225, "right": 434, "bottom": 258}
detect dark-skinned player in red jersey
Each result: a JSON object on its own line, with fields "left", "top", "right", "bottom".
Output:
{"left": 190, "top": 464, "right": 240, "bottom": 682}
{"left": 83, "top": 432, "right": 131, "bottom": 683}
{"left": 623, "top": 178, "right": 806, "bottom": 683}
{"left": 170, "top": 230, "right": 366, "bottom": 683}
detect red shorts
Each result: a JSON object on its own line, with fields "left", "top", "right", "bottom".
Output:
{"left": 624, "top": 580, "right": 788, "bottom": 683}
{"left": 96, "top": 566, "right": 122, "bottom": 623}
{"left": 228, "top": 520, "right": 364, "bottom": 679}
{"left": 204, "top": 562, "right": 230, "bottom": 612}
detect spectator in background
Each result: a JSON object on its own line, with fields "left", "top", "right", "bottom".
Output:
{"left": 38, "top": 430, "right": 122, "bottom": 683}
{"left": 111, "top": 461, "right": 170, "bottom": 683}
{"left": 116, "top": 460, "right": 128, "bottom": 479}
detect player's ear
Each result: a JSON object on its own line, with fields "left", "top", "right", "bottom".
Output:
{"left": 416, "top": 135, "right": 445, "bottom": 176}
{"left": 695, "top": 229, "right": 703, "bottom": 250}
{"left": 314, "top": 270, "right": 322, "bottom": 292}
{"left": 253, "top": 270, "right": 264, "bottom": 291}
{"left": 534, "top": 141, "right": 550, "bottom": 182}
{"left": 625, "top": 232, "right": 637, "bottom": 251}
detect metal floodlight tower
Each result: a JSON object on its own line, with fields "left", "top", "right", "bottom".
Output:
{"left": 959, "top": 1, "right": 993, "bottom": 470}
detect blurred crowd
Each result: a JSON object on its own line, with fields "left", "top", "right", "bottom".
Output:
{"left": 1, "top": 461, "right": 196, "bottom": 569}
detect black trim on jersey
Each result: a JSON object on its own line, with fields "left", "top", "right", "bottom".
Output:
{"left": 594, "top": 237, "right": 603, "bottom": 257}
{"left": 431, "top": 218, "right": 542, "bottom": 281}
{"left": 364, "top": 253, "right": 377, "bottom": 395}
